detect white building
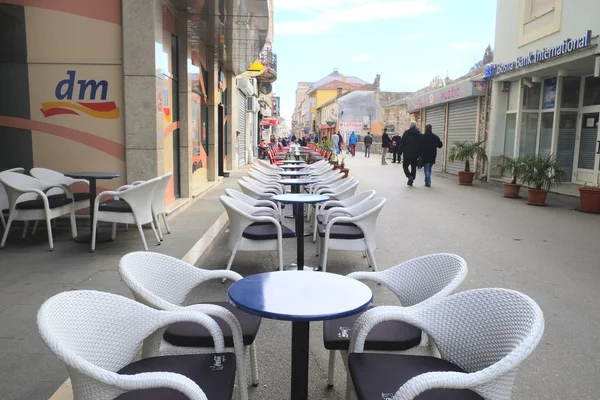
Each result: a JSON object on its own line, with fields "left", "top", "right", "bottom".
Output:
{"left": 487, "top": 0, "right": 600, "bottom": 191}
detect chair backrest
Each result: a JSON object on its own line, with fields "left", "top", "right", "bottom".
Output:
{"left": 416, "top": 288, "right": 544, "bottom": 395}
{"left": 345, "top": 197, "right": 386, "bottom": 248}
{"left": 342, "top": 190, "right": 376, "bottom": 207}
{"left": 119, "top": 252, "right": 208, "bottom": 309}
{"left": 152, "top": 172, "right": 173, "bottom": 214}
{"left": 0, "top": 168, "right": 25, "bottom": 210}
{"left": 117, "top": 177, "right": 161, "bottom": 224}
{"left": 37, "top": 290, "right": 160, "bottom": 373}
{"left": 220, "top": 195, "right": 266, "bottom": 245}
{"left": 225, "top": 188, "right": 259, "bottom": 206}
{"left": 351, "top": 253, "right": 467, "bottom": 308}
{"left": 0, "top": 171, "right": 52, "bottom": 207}
{"left": 30, "top": 167, "right": 81, "bottom": 197}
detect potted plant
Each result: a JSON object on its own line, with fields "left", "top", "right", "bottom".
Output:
{"left": 496, "top": 155, "right": 529, "bottom": 198}
{"left": 448, "top": 140, "right": 487, "bottom": 185}
{"left": 340, "top": 156, "right": 349, "bottom": 178}
{"left": 579, "top": 179, "right": 600, "bottom": 213}
{"left": 521, "top": 154, "right": 564, "bottom": 206}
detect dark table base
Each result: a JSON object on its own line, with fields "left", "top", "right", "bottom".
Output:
{"left": 291, "top": 321, "right": 310, "bottom": 400}
{"left": 74, "top": 235, "right": 115, "bottom": 245}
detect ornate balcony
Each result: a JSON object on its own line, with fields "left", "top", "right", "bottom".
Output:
{"left": 256, "top": 47, "right": 277, "bottom": 83}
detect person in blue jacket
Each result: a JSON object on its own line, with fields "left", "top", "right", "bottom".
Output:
{"left": 348, "top": 132, "right": 358, "bottom": 157}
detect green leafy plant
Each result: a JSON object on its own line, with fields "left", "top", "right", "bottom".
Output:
{"left": 522, "top": 154, "right": 564, "bottom": 191}
{"left": 496, "top": 155, "right": 529, "bottom": 184}
{"left": 319, "top": 139, "right": 333, "bottom": 151}
{"left": 448, "top": 140, "right": 487, "bottom": 172}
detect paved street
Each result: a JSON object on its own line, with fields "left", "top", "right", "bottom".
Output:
{"left": 197, "top": 154, "right": 600, "bottom": 400}
{"left": 2, "top": 156, "right": 600, "bottom": 400}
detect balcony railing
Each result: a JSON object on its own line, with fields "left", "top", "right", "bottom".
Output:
{"left": 258, "top": 48, "right": 277, "bottom": 72}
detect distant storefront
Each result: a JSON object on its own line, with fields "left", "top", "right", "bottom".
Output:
{"left": 408, "top": 78, "right": 488, "bottom": 173}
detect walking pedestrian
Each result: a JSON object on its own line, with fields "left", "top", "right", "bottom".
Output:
{"left": 401, "top": 121, "right": 422, "bottom": 186}
{"left": 336, "top": 131, "right": 344, "bottom": 154}
{"left": 349, "top": 132, "right": 358, "bottom": 157}
{"left": 364, "top": 132, "right": 373, "bottom": 157}
{"left": 332, "top": 132, "right": 340, "bottom": 155}
{"left": 381, "top": 128, "right": 391, "bottom": 165}
{"left": 391, "top": 131, "right": 402, "bottom": 164}
{"left": 421, "top": 124, "right": 443, "bottom": 187}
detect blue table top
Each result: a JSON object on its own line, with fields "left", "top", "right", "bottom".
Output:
{"left": 277, "top": 179, "right": 317, "bottom": 186}
{"left": 280, "top": 165, "right": 307, "bottom": 169}
{"left": 228, "top": 271, "right": 373, "bottom": 321}
{"left": 65, "top": 172, "right": 120, "bottom": 180}
{"left": 282, "top": 160, "right": 306, "bottom": 164}
{"left": 272, "top": 193, "right": 329, "bottom": 204}
{"left": 278, "top": 171, "right": 310, "bottom": 176}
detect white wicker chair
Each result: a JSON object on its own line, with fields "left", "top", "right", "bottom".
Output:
{"left": 91, "top": 177, "right": 161, "bottom": 252}
{"left": 238, "top": 179, "right": 283, "bottom": 200}
{"left": 0, "top": 167, "right": 25, "bottom": 230}
{"left": 323, "top": 253, "right": 468, "bottom": 388}
{"left": 317, "top": 197, "right": 386, "bottom": 273}
{"left": 220, "top": 195, "right": 294, "bottom": 274}
{"left": 225, "top": 188, "right": 283, "bottom": 221}
{"left": 241, "top": 176, "right": 283, "bottom": 193}
{"left": 30, "top": 167, "right": 90, "bottom": 211}
{"left": 312, "top": 191, "right": 376, "bottom": 242}
{"left": 119, "top": 252, "right": 261, "bottom": 399}
{"left": 307, "top": 178, "right": 360, "bottom": 221}
{"left": 37, "top": 290, "right": 239, "bottom": 400}
{"left": 0, "top": 171, "right": 77, "bottom": 251}
{"left": 347, "top": 288, "right": 545, "bottom": 400}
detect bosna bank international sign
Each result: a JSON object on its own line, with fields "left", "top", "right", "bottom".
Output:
{"left": 484, "top": 30, "right": 593, "bottom": 79}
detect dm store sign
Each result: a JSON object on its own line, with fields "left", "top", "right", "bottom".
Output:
{"left": 41, "top": 70, "right": 120, "bottom": 119}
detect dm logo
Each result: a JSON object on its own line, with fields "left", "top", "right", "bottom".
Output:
{"left": 41, "top": 70, "right": 119, "bottom": 119}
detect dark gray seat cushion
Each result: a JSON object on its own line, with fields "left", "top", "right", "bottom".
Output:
{"left": 348, "top": 353, "right": 484, "bottom": 400}
{"left": 115, "top": 353, "right": 236, "bottom": 400}
{"left": 98, "top": 199, "right": 132, "bottom": 213}
{"left": 16, "top": 196, "right": 73, "bottom": 210}
{"left": 323, "top": 310, "right": 421, "bottom": 351}
{"left": 317, "top": 223, "right": 364, "bottom": 239}
{"left": 242, "top": 223, "right": 295, "bottom": 240}
{"left": 48, "top": 192, "right": 90, "bottom": 202}
{"left": 164, "top": 301, "right": 261, "bottom": 348}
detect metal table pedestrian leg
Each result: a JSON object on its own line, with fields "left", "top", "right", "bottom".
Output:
{"left": 291, "top": 321, "right": 310, "bottom": 400}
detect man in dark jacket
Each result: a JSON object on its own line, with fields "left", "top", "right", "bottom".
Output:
{"left": 381, "top": 128, "right": 392, "bottom": 165}
{"left": 401, "top": 121, "right": 422, "bottom": 186}
{"left": 421, "top": 124, "right": 443, "bottom": 187}
{"left": 364, "top": 132, "right": 373, "bottom": 157}
{"left": 391, "top": 132, "right": 402, "bottom": 164}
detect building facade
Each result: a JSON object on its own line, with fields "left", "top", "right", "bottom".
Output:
{"left": 407, "top": 73, "right": 489, "bottom": 174}
{"left": 487, "top": 0, "right": 600, "bottom": 190}
{"left": 0, "top": 0, "right": 272, "bottom": 206}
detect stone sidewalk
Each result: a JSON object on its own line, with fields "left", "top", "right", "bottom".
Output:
{"left": 0, "top": 168, "right": 249, "bottom": 400}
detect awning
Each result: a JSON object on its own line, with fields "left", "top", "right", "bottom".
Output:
{"left": 261, "top": 117, "right": 278, "bottom": 126}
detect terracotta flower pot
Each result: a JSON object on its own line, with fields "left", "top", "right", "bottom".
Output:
{"left": 579, "top": 187, "right": 600, "bottom": 213}
{"left": 340, "top": 168, "right": 349, "bottom": 178}
{"left": 458, "top": 171, "right": 475, "bottom": 186}
{"left": 527, "top": 188, "right": 548, "bottom": 206}
{"left": 333, "top": 164, "right": 342, "bottom": 170}
{"left": 503, "top": 183, "right": 521, "bottom": 198}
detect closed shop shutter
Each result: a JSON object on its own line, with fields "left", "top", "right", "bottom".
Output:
{"left": 237, "top": 90, "right": 247, "bottom": 168}
{"left": 445, "top": 98, "right": 478, "bottom": 175}
{"left": 425, "top": 105, "right": 446, "bottom": 172}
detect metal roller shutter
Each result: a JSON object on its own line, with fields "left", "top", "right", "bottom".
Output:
{"left": 237, "top": 90, "right": 247, "bottom": 168}
{"left": 446, "top": 98, "right": 478, "bottom": 175}
{"left": 425, "top": 105, "right": 446, "bottom": 172}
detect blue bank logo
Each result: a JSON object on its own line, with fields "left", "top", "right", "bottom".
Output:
{"left": 484, "top": 64, "right": 496, "bottom": 80}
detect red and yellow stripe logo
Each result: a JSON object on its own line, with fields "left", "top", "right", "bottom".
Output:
{"left": 40, "top": 101, "right": 119, "bottom": 119}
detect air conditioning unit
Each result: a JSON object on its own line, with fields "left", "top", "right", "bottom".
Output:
{"left": 238, "top": 77, "right": 255, "bottom": 97}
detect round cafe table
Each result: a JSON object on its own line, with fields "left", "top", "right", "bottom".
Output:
{"left": 228, "top": 271, "right": 373, "bottom": 400}
{"left": 282, "top": 160, "right": 305, "bottom": 164}
{"left": 280, "top": 165, "right": 306, "bottom": 170}
{"left": 65, "top": 172, "right": 120, "bottom": 244}
{"left": 278, "top": 171, "right": 310, "bottom": 178}
{"left": 272, "top": 193, "right": 328, "bottom": 271}
{"left": 277, "top": 179, "right": 317, "bottom": 229}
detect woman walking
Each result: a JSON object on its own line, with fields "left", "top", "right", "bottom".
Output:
{"left": 381, "top": 128, "right": 391, "bottom": 165}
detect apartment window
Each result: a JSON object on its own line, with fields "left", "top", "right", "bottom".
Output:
{"left": 526, "top": 0, "right": 555, "bottom": 22}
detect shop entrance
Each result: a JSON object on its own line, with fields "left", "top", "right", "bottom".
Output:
{"left": 574, "top": 109, "right": 600, "bottom": 185}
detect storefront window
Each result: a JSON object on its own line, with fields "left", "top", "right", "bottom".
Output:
{"left": 583, "top": 76, "right": 600, "bottom": 106}
{"left": 522, "top": 82, "right": 541, "bottom": 110}
{"left": 504, "top": 113, "right": 517, "bottom": 158}
{"left": 557, "top": 112, "right": 577, "bottom": 182}
{"left": 542, "top": 78, "right": 556, "bottom": 109}
{"left": 507, "top": 81, "right": 519, "bottom": 111}
{"left": 539, "top": 112, "right": 554, "bottom": 157}
{"left": 561, "top": 77, "right": 581, "bottom": 108}
{"left": 520, "top": 113, "right": 539, "bottom": 156}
